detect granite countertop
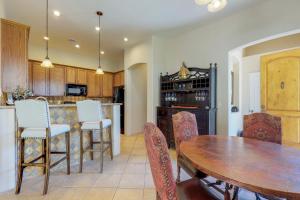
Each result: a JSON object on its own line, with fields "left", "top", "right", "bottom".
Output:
{"left": 0, "top": 103, "right": 122, "bottom": 109}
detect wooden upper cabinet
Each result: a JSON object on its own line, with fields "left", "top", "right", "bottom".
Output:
{"left": 77, "top": 69, "right": 87, "bottom": 85}
{"left": 49, "top": 65, "right": 65, "bottom": 96}
{"left": 114, "top": 71, "right": 124, "bottom": 87}
{"left": 66, "top": 67, "right": 77, "bottom": 84}
{"left": 1, "top": 19, "right": 30, "bottom": 92}
{"left": 87, "top": 70, "right": 97, "bottom": 97}
{"left": 103, "top": 73, "right": 113, "bottom": 97}
{"left": 31, "top": 62, "right": 48, "bottom": 96}
{"left": 96, "top": 74, "right": 103, "bottom": 97}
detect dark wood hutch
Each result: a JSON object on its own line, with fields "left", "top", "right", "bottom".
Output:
{"left": 157, "top": 64, "right": 217, "bottom": 148}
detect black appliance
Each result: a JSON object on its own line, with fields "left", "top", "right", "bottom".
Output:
{"left": 114, "top": 86, "right": 124, "bottom": 134}
{"left": 66, "top": 84, "right": 87, "bottom": 96}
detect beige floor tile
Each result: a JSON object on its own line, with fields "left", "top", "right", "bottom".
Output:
{"left": 94, "top": 174, "right": 122, "bottom": 188}
{"left": 119, "top": 174, "right": 145, "bottom": 188}
{"left": 124, "top": 163, "right": 146, "bottom": 174}
{"left": 63, "top": 174, "right": 98, "bottom": 187}
{"left": 128, "top": 155, "right": 147, "bottom": 164}
{"left": 143, "top": 189, "right": 156, "bottom": 200}
{"left": 85, "top": 188, "right": 116, "bottom": 200}
{"left": 144, "top": 174, "right": 155, "bottom": 188}
{"left": 113, "top": 189, "right": 143, "bottom": 200}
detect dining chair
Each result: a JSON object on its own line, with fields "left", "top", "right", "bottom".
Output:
{"left": 172, "top": 111, "right": 206, "bottom": 183}
{"left": 243, "top": 112, "right": 282, "bottom": 144}
{"left": 15, "top": 98, "right": 71, "bottom": 195}
{"left": 233, "top": 112, "right": 282, "bottom": 200}
{"left": 76, "top": 100, "right": 113, "bottom": 173}
{"left": 144, "top": 122, "right": 218, "bottom": 200}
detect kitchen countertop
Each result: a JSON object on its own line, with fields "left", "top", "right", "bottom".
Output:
{"left": 0, "top": 103, "right": 122, "bottom": 109}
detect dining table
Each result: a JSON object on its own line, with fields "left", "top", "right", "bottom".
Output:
{"left": 180, "top": 135, "right": 300, "bottom": 200}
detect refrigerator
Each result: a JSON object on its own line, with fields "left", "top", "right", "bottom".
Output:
{"left": 113, "top": 86, "right": 124, "bottom": 134}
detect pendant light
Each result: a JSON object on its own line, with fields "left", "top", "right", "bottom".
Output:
{"left": 96, "top": 11, "right": 104, "bottom": 75}
{"left": 41, "top": 0, "right": 53, "bottom": 68}
{"left": 195, "top": 0, "right": 228, "bottom": 12}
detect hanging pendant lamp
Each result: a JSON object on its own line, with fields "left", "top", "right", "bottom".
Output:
{"left": 96, "top": 11, "right": 104, "bottom": 75}
{"left": 41, "top": 0, "right": 53, "bottom": 68}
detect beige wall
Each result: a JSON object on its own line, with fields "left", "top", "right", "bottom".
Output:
{"left": 155, "top": 0, "right": 300, "bottom": 135}
{"left": 244, "top": 33, "right": 300, "bottom": 57}
{"left": 29, "top": 43, "right": 124, "bottom": 72}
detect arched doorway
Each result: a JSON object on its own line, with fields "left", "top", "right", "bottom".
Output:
{"left": 125, "top": 63, "right": 148, "bottom": 135}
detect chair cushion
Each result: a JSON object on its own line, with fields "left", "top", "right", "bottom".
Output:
{"left": 21, "top": 124, "right": 70, "bottom": 139}
{"left": 81, "top": 119, "right": 112, "bottom": 130}
{"left": 176, "top": 178, "right": 218, "bottom": 200}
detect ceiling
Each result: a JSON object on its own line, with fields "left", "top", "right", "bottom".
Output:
{"left": 4, "top": 0, "right": 262, "bottom": 59}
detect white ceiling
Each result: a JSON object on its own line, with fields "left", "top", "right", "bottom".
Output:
{"left": 4, "top": 0, "right": 261, "bottom": 59}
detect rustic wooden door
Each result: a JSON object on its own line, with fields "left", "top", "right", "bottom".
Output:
{"left": 261, "top": 48, "right": 300, "bottom": 146}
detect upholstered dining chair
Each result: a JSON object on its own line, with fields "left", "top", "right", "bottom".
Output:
{"left": 144, "top": 123, "right": 217, "bottom": 200}
{"left": 243, "top": 112, "right": 282, "bottom": 144}
{"left": 172, "top": 111, "right": 206, "bottom": 183}
{"left": 76, "top": 100, "right": 113, "bottom": 173}
{"left": 232, "top": 112, "right": 282, "bottom": 200}
{"left": 15, "top": 99, "right": 71, "bottom": 195}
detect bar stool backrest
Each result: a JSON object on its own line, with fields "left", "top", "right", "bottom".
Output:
{"left": 76, "top": 100, "right": 102, "bottom": 122}
{"left": 15, "top": 99, "right": 51, "bottom": 128}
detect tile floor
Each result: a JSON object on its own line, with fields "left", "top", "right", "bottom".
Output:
{"left": 0, "top": 134, "right": 264, "bottom": 200}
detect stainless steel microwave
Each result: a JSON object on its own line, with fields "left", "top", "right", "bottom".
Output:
{"left": 66, "top": 84, "right": 87, "bottom": 96}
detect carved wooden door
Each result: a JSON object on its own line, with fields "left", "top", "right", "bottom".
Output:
{"left": 261, "top": 48, "right": 300, "bottom": 147}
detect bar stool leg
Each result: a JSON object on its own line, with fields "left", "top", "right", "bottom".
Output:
{"left": 79, "top": 130, "right": 83, "bottom": 173}
{"left": 43, "top": 137, "right": 50, "bottom": 195}
{"left": 100, "top": 124, "right": 104, "bottom": 173}
{"left": 89, "top": 130, "right": 94, "bottom": 160}
{"left": 15, "top": 138, "right": 25, "bottom": 194}
{"left": 109, "top": 126, "right": 113, "bottom": 160}
{"left": 42, "top": 139, "right": 46, "bottom": 175}
{"left": 65, "top": 132, "right": 70, "bottom": 175}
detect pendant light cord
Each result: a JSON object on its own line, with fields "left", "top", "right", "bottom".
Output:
{"left": 46, "top": 0, "right": 49, "bottom": 58}
{"left": 98, "top": 14, "right": 101, "bottom": 68}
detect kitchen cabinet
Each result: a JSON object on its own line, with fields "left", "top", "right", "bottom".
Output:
{"left": 114, "top": 71, "right": 124, "bottom": 87}
{"left": 49, "top": 65, "right": 65, "bottom": 96}
{"left": 103, "top": 73, "right": 113, "bottom": 97}
{"left": 1, "top": 19, "right": 30, "bottom": 92}
{"left": 77, "top": 69, "right": 87, "bottom": 85}
{"left": 31, "top": 61, "right": 48, "bottom": 96}
{"left": 66, "top": 67, "right": 77, "bottom": 84}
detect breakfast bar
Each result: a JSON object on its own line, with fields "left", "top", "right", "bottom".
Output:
{"left": 0, "top": 103, "right": 121, "bottom": 193}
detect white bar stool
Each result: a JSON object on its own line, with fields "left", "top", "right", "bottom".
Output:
{"left": 15, "top": 98, "right": 71, "bottom": 195}
{"left": 76, "top": 100, "right": 113, "bottom": 173}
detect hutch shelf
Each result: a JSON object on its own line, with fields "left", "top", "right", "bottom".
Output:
{"left": 157, "top": 64, "right": 217, "bottom": 148}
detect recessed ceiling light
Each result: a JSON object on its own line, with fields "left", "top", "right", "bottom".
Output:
{"left": 124, "top": 37, "right": 128, "bottom": 42}
{"left": 75, "top": 44, "right": 80, "bottom": 48}
{"left": 100, "top": 51, "right": 105, "bottom": 55}
{"left": 43, "top": 36, "right": 49, "bottom": 40}
{"left": 207, "top": 0, "right": 227, "bottom": 12}
{"left": 53, "top": 10, "right": 61, "bottom": 17}
{"left": 95, "top": 26, "right": 100, "bottom": 31}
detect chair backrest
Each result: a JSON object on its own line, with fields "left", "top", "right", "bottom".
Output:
{"left": 144, "top": 123, "right": 177, "bottom": 200}
{"left": 15, "top": 99, "right": 50, "bottom": 128}
{"left": 172, "top": 111, "right": 198, "bottom": 156}
{"left": 243, "top": 113, "right": 282, "bottom": 144}
{"left": 76, "top": 100, "right": 102, "bottom": 122}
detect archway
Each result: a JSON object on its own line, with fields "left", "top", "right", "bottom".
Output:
{"left": 125, "top": 63, "right": 148, "bottom": 135}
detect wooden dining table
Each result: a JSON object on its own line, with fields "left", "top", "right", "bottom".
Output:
{"left": 180, "top": 135, "right": 300, "bottom": 200}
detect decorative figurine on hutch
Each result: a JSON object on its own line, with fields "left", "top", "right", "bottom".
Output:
{"left": 179, "top": 62, "right": 190, "bottom": 80}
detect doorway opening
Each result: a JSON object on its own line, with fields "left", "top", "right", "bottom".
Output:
{"left": 126, "top": 63, "right": 147, "bottom": 135}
